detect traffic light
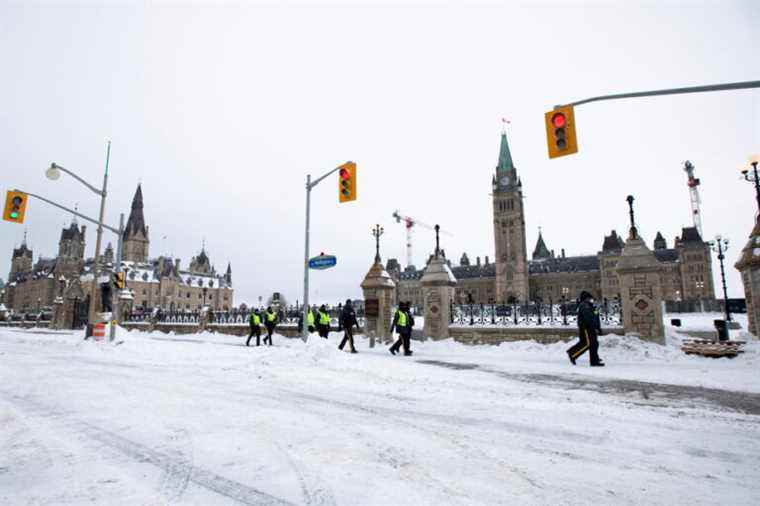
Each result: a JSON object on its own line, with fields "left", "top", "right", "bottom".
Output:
{"left": 545, "top": 105, "right": 578, "bottom": 159}
{"left": 3, "top": 190, "right": 28, "bottom": 224}
{"left": 338, "top": 161, "right": 357, "bottom": 203}
{"left": 115, "top": 272, "right": 126, "bottom": 290}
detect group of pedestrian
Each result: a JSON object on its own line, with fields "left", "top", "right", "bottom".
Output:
{"left": 246, "top": 306, "right": 278, "bottom": 347}
{"left": 246, "top": 290, "right": 605, "bottom": 367}
{"left": 247, "top": 300, "right": 416, "bottom": 356}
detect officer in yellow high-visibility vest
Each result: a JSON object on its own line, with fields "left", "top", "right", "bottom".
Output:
{"left": 389, "top": 301, "right": 415, "bottom": 356}
{"left": 263, "top": 307, "right": 277, "bottom": 346}
{"left": 317, "top": 305, "right": 331, "bottom": 339}
{"left": 306, "top": 306, "right": 316, "bottom": 333}
{"left": 247, "top": 308, "right": 262, "bottom": 347}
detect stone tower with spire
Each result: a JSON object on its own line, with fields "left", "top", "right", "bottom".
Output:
{"left": 58, "top": 217, "right": 86, "bottom": 260}
{"left": 224, "top": 262, "right": 232, "bottom": 286}
{"left": 9, "top": 231, "right": 33, "bottom": 281}
{"left": 491, "top": 132, "right": 529, "bottom": 303}
{"left": 123, "top": 185, "right": 150, "bottom": 263}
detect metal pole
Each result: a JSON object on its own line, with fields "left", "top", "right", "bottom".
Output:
{"left": 717, "top": 241, "right": 731, "bottom": 322}
{"left": 110, "top": 213, "right": 124, "bottom": 341}
{"left": 561, "top": 80, "right": 760, "bottom": 108}
{"left": 88, "top": 141, "right": 111, "bottom": 325}
{"left": 753, "top": 162, "right": 760, "bottom": 218}
{"left": 302, "top": 174, "right": 311, "bottom": 341}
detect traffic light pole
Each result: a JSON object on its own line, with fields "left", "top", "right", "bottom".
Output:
{"left": 13, "top": 188, "right": 125, "bottom": 338}
{"left": 109, "top": 212, "right": 125, "bottom": 342}
{"left": 557, "top": 80, "right": 760, "bottom": 108}
{"left": 302, "top": 166, "right": 343, "bottom": 341}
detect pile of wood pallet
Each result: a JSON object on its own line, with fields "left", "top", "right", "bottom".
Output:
{"left": 681, "top": 339, "right": 746, "bottom": 358}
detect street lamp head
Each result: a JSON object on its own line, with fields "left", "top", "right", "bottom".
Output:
{"left": 45, "top": 163, "right": 61, "bottom": 181}
{"left": 742, "top": 169, "right": 749, "bottom": 176}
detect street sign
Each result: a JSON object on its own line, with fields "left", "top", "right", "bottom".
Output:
{"left": 309, "top": 254, "right": 337, "bottom": 270}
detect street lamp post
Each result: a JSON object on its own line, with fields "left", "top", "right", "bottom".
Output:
{"left": 47, "top": 141, "right": 111, "bottom": 326}
{"left": 709, "top": 235, "right": 731, "bottom": 322}
{"left": 741, "top": 155, "right": 760, "bottom": 219}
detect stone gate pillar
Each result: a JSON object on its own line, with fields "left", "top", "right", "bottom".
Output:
{"left": 360, "top": 261, "right": 396, "bottom": 346}
{"left": 735, "top": 218, "right": 760, "bottom": 337}
{"left": 421, "top": 227, "right": 457, "bottom": 340}
{"left": 616, "top": 196, "right": 665, "bottom": 344}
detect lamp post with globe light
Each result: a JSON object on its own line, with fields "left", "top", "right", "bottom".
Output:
{"left": 741, "top": 155, "right": 760, "bottom": 219}
{"left": 46, "top": 142, "right": 110, "bottom": 326}
{"left": 709, "top": 235, "right": 731, "bottom": 322}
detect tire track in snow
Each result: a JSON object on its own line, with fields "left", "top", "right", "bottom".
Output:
{"left": 0, "top": 392, "right": 297, "bottom": 506}
{"left": 156, "top": 427, "right": 194, "bottom": 504}
{"left": 275, "top": 442, "right": 336, "bottom": 506}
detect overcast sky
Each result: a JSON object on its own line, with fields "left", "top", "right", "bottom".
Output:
{"left": 1, "top": 1, "right": 758, "bottom": 306}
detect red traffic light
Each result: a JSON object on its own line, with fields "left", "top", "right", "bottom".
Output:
{"left": 551, "top": 112, "right": 566, "bottom": 128}
{"left": 340, "top": 168, "right": 350, "bottom": 180}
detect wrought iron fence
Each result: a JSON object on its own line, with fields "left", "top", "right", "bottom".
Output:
{"left": 451, "top": 299, "right": 622, "bottom": 327}
{"left": 124, "top": 306, "right": 367, "bottom": 328}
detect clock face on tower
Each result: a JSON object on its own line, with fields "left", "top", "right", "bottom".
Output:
{"left": 500, "top": 176, "right": 509, "bottom": 186}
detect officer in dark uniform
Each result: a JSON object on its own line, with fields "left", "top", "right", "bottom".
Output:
{"left": 338, "top": 299, "right": 359, "bottom": 353}
{"left": 567, "top": 291, "right": 604, "bottom": 366}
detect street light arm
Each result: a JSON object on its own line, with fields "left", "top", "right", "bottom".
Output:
{"left": 51, "top": 163, "right": 105, "bottom": 197}
{"left": 15, "top": 188, "right": 119, "bottom": 235}
{"left": 308, "top": 166, "right": 342, "bottom": 189}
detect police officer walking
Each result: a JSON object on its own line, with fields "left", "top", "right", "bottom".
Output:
{"left": 306, "top": 305, "right": 316, "bottom": 334}
{"left": 246, "top": 307, "right": 262, "bottom": 346}
{"left": 317, "top": 305, "right": 331, "bottom": 339}
{"left": 567, "top": 291, "right": 605, "bottom": 366}
{"left": 389, "top": 301, "right": 414, "bottom": 356}
{"left": 263, "top": 306, "right": 277, "bottom": 346}
{"left": 338, "top": 299, "right": 359, "bottom": 353}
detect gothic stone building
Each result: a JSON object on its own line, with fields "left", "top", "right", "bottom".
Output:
{"left": 5, "top": 185, "right": 234, "bottom": 313}
{"left": 390, "top": 132, "right": 716, "bottom": 307}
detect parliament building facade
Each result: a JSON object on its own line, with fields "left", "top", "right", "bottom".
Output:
{"left": 389, "top": 133, "right": 716, "bottom": 307}
{"left": 5, "top": 185, "right": 234, "bottom": 314}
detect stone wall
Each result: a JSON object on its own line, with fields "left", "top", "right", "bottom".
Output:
{"left": 449, "top": 326, "right": 624, "bottom": 345}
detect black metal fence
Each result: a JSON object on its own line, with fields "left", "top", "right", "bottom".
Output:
{"left": 451, "top": 299, "right": 622, "bottom": 327}
{"left": 125, "top": 305, "right": 366, "bottom": 328}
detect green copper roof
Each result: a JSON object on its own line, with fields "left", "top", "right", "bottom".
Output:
{"left": 532, "top": 231, "right": 551, "bottom": 260}
{"left": 497, "top": 132, "right": 514, "bottom": 173}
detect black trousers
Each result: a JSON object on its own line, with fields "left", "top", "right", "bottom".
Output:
{"left": 567, "top": 328, "right": 600, "bottom": 364}
{"left": 246, "top": 326, "right": 261, "bottom": 346}
{"left": 338, "top": 327, "right": 356, "bottom": 351}
{"left": 264, "top": 325, "right": 274, "bottom": 345}
{"left": 391, "top": 331, "right": 411, "bottom": 354}
{"left": 318, "top": 324, "right": 329, "bottom": 339}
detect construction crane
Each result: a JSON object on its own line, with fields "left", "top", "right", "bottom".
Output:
{"left": 683, "top": 160, "right": 703, "bottom": 238}
{"left": 392, "top": 210, "right": 452, "bottom": 268}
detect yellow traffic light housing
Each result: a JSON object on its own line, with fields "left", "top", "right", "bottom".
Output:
{"left": 338, "top": 161, "right": 357, "bottom": 203}
{"left": 3, "top": 190, "right": 28, "bottom": 224}
{"left": 545, "top": 105, "right": 578, "bottom": 159}
{"left": 115, "top": 272, "right": 126, "bottom": 290}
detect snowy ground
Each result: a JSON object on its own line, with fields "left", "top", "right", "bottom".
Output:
{"left": 1, "top": 314, "right": 759, "bottom": 505}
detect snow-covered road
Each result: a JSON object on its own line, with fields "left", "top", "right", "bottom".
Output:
{"left": 1, "top": 323, "right": 759, "bottom": 505}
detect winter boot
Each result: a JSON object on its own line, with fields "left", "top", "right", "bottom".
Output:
{"left": 567, "top": 351, "right": 576, "bottom": 365}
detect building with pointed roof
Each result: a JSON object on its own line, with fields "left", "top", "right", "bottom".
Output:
{"left": 5, "top": 185, "right": 234, "bottom": 315}
{"left": 123, "top": 185, "right": 150, "bottom": 263}
{"left": 390, "top": 131, "right": 715, "bottom": 307}
{"left": 532, "top": 230, "right": 551, "bottom": 260}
